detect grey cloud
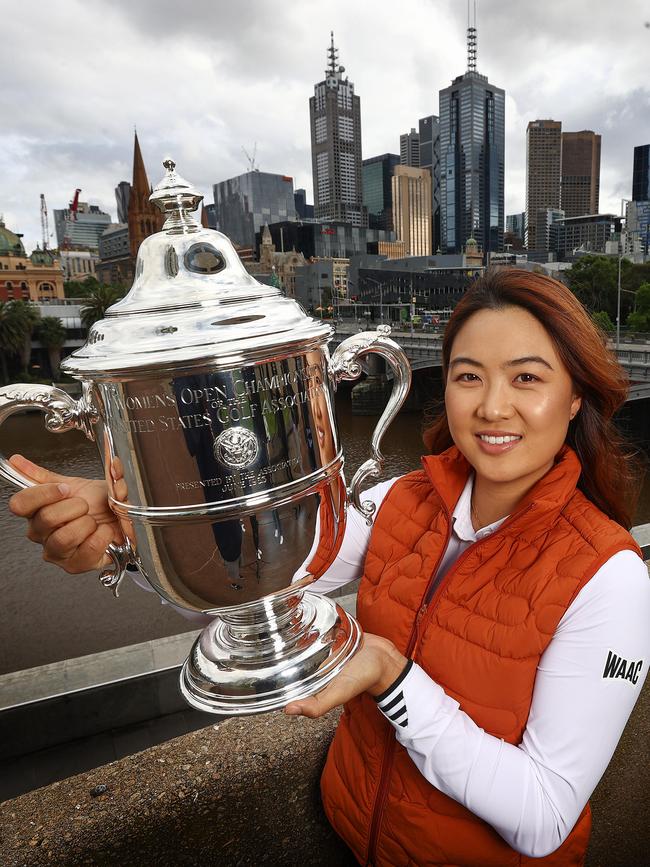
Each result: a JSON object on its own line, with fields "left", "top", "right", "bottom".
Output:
{"left": 1, "top": 0, "right": 648, "bottom": 251}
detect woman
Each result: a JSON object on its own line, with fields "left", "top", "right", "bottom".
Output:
{"left": 8, "top": 270, "right": 650, "bottom": 865}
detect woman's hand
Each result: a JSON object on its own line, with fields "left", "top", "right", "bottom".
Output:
{"left": 7, "top": 454, "right": 122, "bottom": 574}
{"left": 284, "top": 633, "right": 407, "bottom": 718}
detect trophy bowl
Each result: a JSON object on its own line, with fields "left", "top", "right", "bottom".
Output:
{"left": 0, "top": 161, "right": 411, "bottom": 715}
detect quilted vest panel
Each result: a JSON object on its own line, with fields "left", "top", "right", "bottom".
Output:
{"left": 321, "top": 446, "right": 641, "bottom": 866}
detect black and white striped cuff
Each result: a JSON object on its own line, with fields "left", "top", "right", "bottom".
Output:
{"left": 374, "top": 659, "right": 414, "bottom": 728}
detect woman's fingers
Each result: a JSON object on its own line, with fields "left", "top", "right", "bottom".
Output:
{"left": 8, "top": 454, "right": 68, "bottom": 485}
{"left": 28, "top": 497, "right": 90, "bottom": 543}
{"left": 44, "top": 520, "right": 115, "bottom": 573}
{"left": 285, "top": 670, "right": 367, "bottom": 718}
{"left": 9, "top": 482, "right": 71, "bottom": 520}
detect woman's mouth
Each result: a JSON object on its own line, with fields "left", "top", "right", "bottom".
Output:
{"left": 474, "top": 432, "right": 523, "bottom": 454}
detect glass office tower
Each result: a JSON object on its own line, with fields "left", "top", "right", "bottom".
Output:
{"left": 439, "top": 71, "right": 505, "bottom": 254}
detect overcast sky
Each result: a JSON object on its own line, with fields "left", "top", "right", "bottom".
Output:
{"left": 2, "top": 0, "right": 649, "bottom": 253}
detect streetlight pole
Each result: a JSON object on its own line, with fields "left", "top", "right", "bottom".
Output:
{"left": 616, "top": 243, "right": 622, "bottom": 351}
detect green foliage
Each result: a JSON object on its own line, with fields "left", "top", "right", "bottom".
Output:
{"left": 0, "top": 300, "right": 31, "bottom": 383}
{"left": 567, "top": 255, "right": 620, "bottom": 317}
{"left": 626, "top": 282, "right": 650, "bottom": 331}
{"left": 591, "top": 310, "right": 614, "bottom": 332}
{"left": 37, "top": 316, "right": 68, "bottom": 380}
{"left": 37, "top": 316, "right": 67, "bottom": 348}
{"left": 81, "top": 286, "right": 126, "bottom": 330}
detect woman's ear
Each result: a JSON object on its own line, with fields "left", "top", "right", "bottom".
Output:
{"left": 569, "top": 394, "right": 582, "bottom": 420}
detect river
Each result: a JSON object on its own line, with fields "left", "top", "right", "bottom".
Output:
{"left": 1, "top": 391, "right": 648, "bottom": 675}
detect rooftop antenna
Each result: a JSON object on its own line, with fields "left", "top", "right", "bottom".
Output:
{"left": 467, "top": 0, "right": 477, "bottom": 72}
{"left": 327, "top": 31, "right": 339, "bottom": 76}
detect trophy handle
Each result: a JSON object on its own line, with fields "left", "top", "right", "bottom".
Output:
{"left": 0, "top": 382, "right": 98, "bottom": 488}
{"left": 330, "top": 325, "right": 412, "bottom": 525}
{"left": 0, "top": 382, "right": 128, "bottom": 595}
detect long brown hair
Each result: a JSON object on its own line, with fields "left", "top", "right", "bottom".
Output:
{"left": 423, "top": 268, "right": 643, "bottom": 528}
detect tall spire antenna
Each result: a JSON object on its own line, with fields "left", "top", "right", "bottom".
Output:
{"left": 327, "top": 30, "right": 339, "bottom": 76}
{"left": 467, "top": 0, "right": 477, "bottom": 72}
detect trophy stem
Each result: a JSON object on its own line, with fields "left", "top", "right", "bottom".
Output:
{"left": 180, "top": 591, "right": 362, "bottom": 716}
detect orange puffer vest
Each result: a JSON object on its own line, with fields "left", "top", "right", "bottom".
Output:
{"left": 321, "top": 445, "right": 641, "bottom": 867}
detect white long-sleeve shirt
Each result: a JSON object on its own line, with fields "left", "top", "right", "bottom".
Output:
{"left": 313, "top": 475, "right": 650, "bottom": 857}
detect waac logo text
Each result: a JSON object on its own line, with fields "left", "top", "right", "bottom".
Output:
{"left": 602, "top": 650, "right": 644, "bottom": 685}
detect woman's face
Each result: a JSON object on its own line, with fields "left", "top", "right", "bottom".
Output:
{"left": 445, "top": 306, "right": 582, "bottom": 488}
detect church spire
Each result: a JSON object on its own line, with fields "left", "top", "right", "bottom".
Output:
{"left": 467, "top": 0, "right": 478, "bottom": 72}
{"left": 132, "top": 132, "right": 150, "bottom": 197}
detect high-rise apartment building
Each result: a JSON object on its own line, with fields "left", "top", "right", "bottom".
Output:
{"left": 525, "top": 120, "right": 562, "bottom": 251}
{"left": 309, "top": 33, "right": 367, "bottom": 227}
{"left": 439, "top": 14, "right": 505, "bottom": 253}
{"left": 561, "top": 131, "right": 601, "bottom": 217}
{"left": 400, "top": 128, "right": 420, "bottom": 167}
{"left": 632, "top": 144, "right": 650, "bottom": 202}
{"left": 213, "top": 172, "right": 296, "bottom": 249}
{"left": 392, "top": 165, "right": 432, "bottom": 256}
{"left": 419, "top": 115, "right": 441, "bottom": 251}
{"left": 362, "top": 153, "right": 399, "bottom": 230}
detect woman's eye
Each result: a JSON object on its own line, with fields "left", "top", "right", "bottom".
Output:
{"left": 457, "top": 373, "right": 480, "bottom": 382}
{"left": 515, "top": 373, "right": 539, "bottom": 384}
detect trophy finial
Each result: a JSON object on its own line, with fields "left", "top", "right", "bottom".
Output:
{"left": 150, "top": 160, "right": 203, "bottom": 233}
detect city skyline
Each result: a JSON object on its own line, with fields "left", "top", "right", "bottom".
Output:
{"left": 2, "top": 0, "right": 649, "bottom": 253}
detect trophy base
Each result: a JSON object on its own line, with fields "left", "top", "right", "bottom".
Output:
{"left": 179, "top": 590, "right": 362, "bottom": 715}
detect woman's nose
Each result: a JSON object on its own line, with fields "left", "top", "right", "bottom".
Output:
{"left": 477, "top": 381, "right": 514, "bottom": 420}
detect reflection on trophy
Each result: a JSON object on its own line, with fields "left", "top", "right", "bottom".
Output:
{"left": 0, "top": 161, "right": 411, "bottom": 715}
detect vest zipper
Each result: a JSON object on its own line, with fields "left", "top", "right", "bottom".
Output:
{"left": 366, "top": 496, "right": 535, "bottom": 865}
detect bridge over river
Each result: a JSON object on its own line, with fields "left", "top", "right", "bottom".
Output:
{"left": 331, "top": 322, "right": 650, "bottom": 403}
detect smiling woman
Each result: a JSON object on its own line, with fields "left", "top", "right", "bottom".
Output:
{"left": 287, "top": 269, "right": 650, "bottom": 866}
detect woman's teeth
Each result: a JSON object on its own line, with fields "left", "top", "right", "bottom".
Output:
{"left": 478, "top": 434, "right": 522, "bottom": 445}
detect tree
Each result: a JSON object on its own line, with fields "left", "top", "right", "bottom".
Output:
{"left": 567, "top": 255, "right": 620, "bottom": 318}
{"left": 64, "top": 275, "right": 102, "bottom": 299}
{"left": 10, "top": 300, "right": 41, "bottom": 374}
{"left": 591, "top": 311, "right": 614, "bottom": 332}
{"left": 81, "top": 285, "right": 125, "bottom": 330}
{"left": 626, "top": 282, "right": 650, "bottom": 332}
{"left": 0, "top": 301, "right": 29, "bottom": 384}
{"left": 37, "top": 316, "right": 67, "bottom": 380}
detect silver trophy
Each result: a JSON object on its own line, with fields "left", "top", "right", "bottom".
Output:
{"left": 0, "top": 161, "right": 411, "bottom": 715}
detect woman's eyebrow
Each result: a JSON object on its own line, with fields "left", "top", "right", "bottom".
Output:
{"left": 506, "top": 356, "right": 554, "bottom": 370}
{"left": 449, "top": 355, "right": 554, "bottom": 370}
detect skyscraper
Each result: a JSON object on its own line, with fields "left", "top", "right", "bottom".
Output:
{"left": 115, "top": 181, "right": 131, "bottom": 225}
{"left": 439, "top": 10, "right": 505, "bottom": 254}
{"left": 53, "top": 202, "right": 112, "bottom": 251}
{"left": 362, "top": 153, "right": 399, "bottom": 230}
{"left": 400, "top": 129, "right": 420, "bottom": 167}
{"left": 392, "top": 165, "right": 432, "bottom": 256}
{"left": 309, "top": 33, "right": 367, "bottom": 227}
{"left": 561, "top": 131, "right": 601, "bottom": 217}
{"left": 525, "top": 120, "right": 562, "bottom": 251}
{"left": 419, "top": 115, "right": 441, "bottom": 251}
{"left": 213, "top": 172, "right": 296, "bottom": 249}
{"left": 632, "top": 144, "right": 650, "bottom": 202}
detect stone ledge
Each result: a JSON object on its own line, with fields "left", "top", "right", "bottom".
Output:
{"left": 0, "top": 710, "right": 355, "bottom": 867}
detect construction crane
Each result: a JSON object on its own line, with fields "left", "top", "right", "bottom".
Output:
{"left": 62, "top": 188, "right": 82, "bottom": 250}
{"left": 241, "top": 143, "right": 259, "bottom": 173}
{"left": 39, "top": 193, "right": 51, "bottom": 250}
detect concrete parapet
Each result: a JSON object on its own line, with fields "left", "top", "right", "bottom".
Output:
{"left": 0, "top": 710, "right": 355, "bottom": 867}
{"left": 1, "top": 682, "right": 649, "bottom": 865}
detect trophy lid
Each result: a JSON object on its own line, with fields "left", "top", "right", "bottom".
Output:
{"left": 62, "top": 160, "right": 331, "bottom": 378}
